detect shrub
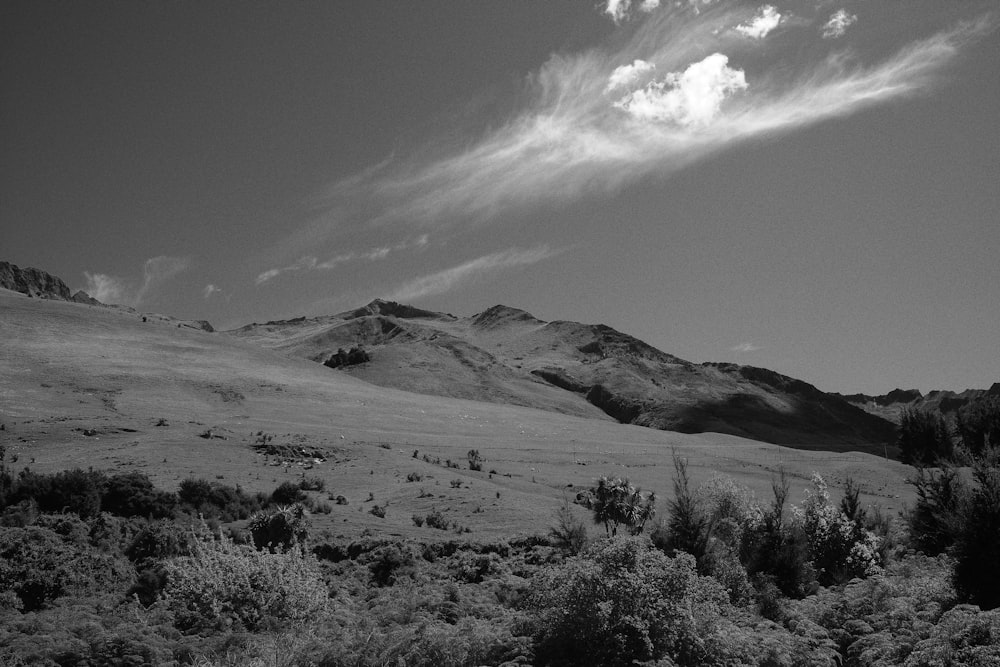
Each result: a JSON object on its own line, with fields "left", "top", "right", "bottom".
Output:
{"left": 412, "top": 514, "right": 425, "bottom": 527}
{"left": 370, "top": 505, "right": 386, "bottom": 519}
{"left": 425, "top": 510, "right": 450, "bottom": 530}
{"left": 792, "top": 473, "right": 882, "bottom": 585}
{"left": 467, "top": 449, "right": 483, "bottom": 472}
{"left": 529, "top": 537, "right": 752, "bottom": 667}
{"left": 270, "top": 481, "right": 307, "bottom": 505}
{"left": 11, "top": 468, "right": 105, "bottom": 519}
{"left": 102, "top": 471, "right": 177, "bottom": 519}
{"left": 178, "top": 478, "right": 266, "bottom": 521}
{"left": 406, "top": 472, "right": 423, "bottom": 482}
{"left": 248, "top": 503, "right": 310, "bottom": 552}
{"left": 450, "top": 478, "right": 463, "bottom": 489}
{"left": 549, "top": 500, "right": 588, "bottom": 555}
{"left": 0, "top": 525, "right": 134, "bottom": 611}
{"left": 656, "top": 455, "right": 710, "bottom": 565}
{"left": 739, "top": 470, "right": 813, "bottom": 599}
{"left": 299, "top": 476, "right": 325, "bottom": 492}
{"left": 162, "top": 531, "right": 328, "bottom": 632}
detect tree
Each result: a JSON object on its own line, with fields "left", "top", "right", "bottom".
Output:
{"left": 955, "top": 395, "right": 1000, "bottom": 458}
{"left": 584, "top": 476, "right": 656, "bottom": 537}
{"left": 248, "top": 503, "right": 309, "bottom": 552}
{"left": 898, "top": 408, "right": 952, "bottom": 466}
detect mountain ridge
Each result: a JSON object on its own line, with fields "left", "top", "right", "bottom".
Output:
{"left": 229, "top": 299, "right": 898, "bottom": 452}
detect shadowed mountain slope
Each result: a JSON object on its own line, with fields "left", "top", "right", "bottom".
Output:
{"left": 230, "top": 301, "right": 896, "bottom": 452}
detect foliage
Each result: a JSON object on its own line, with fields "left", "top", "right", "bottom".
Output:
{"left": 655, "top": 454, "right": 712, "bottom": 566}
{"left": 529, "top": 536, "right": 753, "bottom": 667}
{"left": 792, "top": 473, "right": 882, "bottom": 585}
{"left": 740, "top": 470, "right": 814, "bottom": 601}
{"left": 584, "top": 476, "right": 656, "bottom": 537}
{"left": 102, "top": 471, "right": 177, "bottom": 518}
{"left": 467, "top": 449, "right": 483, "bottom": 472}
{"left": 248, "top": 503, "right": 310, "bottom": 552}
{"left": 549, "top": 499, "right": 588, "bottom": 555}
{"left": 178, "top": 478, "right": 267, "bottom": 521}
{"left": 898, "top": 407, "right": 952, "bottom": 466}
{"left": 955, "top": 395, "right": 1000, "bottom": 457}
{"left": 907, "top": 464, "right": 965, "bottom": 555}
{"left": 952, "top": 452, "right": 1000, "bottom": 610}
{"left": 0, "top": 523, "right": 134, "bottom": 612}
{"left": 162, "top": 530, "right": 328, "bottom": 633}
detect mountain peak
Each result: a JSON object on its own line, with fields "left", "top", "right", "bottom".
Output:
{"left": 471, "top": 305, "right": 543, "bottom": 329}
{"left": 337, "top": 299, "right": 453, "bottom": 321}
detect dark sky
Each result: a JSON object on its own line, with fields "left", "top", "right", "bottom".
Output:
{"left": 2, "top": 0, "right": 998, "bottom": 395}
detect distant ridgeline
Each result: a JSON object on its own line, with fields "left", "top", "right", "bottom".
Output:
{"left": 0, "top": 260, "right": 101, "bottom": 304}
{"left": 0, "top": 260, "right": 214, "bottom": 332}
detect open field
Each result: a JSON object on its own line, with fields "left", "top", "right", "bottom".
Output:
{"left": 1, "top": 291, "right": 914, "bottom": 541}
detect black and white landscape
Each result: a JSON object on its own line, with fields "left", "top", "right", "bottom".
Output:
{"left": 2, "top": 2, "right": 999, "bottom": 665}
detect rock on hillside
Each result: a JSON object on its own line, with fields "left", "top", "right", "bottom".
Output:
{"left": 229, "top": 299, "right": 897, "bottom": 452}
{"left": 0, "top": 260, "right": 98, "bottom": 303}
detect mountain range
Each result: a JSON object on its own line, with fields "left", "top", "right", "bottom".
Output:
{"left": 12, "top": 259, "right": 996, "bottom": 456}
{"left": 230, "top": 299, "right": 896, "bottom": 452}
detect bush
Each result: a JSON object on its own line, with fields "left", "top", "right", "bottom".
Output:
{"left": 248, "top": 503, "right": 310, "bottom": 552}
{"left": 530, "top": 537, "right": 752, "bottom": 667}
{"left": 162, "top": 531, "right": 328, "bottom": 632}
{"left": 178, "top": 478, "right": 266, "bottom": 521}
{"left": 907, "top": 464, "right": 965, "bottom": 555}
{"left": 10, "top": 468, "right": 106, "bottom": 519}
{"left": 792, "top": 473, "right": 882, "bottom": 585}
{"left": 270, "top": 481, "right": 307, "bottom": 505}
{"left": 102, "top": 471, "right": 177, "bottom": 519}
{"left": 0, "top": 524, "right": 134, "bottom": 611}
{"left": 549, "top": 500, "right": 588, "bottom": 555}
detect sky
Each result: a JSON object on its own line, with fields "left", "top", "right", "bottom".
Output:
{"left": 2, "top": 0, "right": 998, "bottom": 396}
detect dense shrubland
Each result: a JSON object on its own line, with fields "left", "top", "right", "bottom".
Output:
{"left": 1, "top": 426, "right": 998, "bottom": 666}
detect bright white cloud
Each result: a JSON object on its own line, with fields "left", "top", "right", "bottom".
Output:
{"left": 203, "top": 284, "right": 222, "bottom": 299}
{"left": 606, "top": 59, "right": 656, "bottom": 93}
{"left": 822, "top": 9, "right": 858, "bottom": 39}
{"left": 731, "top": 342, "right": 761, "bottom": 352}
{"left": 614, "top": 53, "right": 747, "bottom": 126}
{"left": 305, "top": 6, "right": 993, "bottom": 243}
{"left": 735, "top": 5, "right": 782, "bottom": 39}
{"left": 84, "top": 272, "right": 127, "bottom": 305}
{"left": 604, "top": 0, "right": 660, "bottom": 24}
{"left": 387, "top": 245, "right": 561, "bottom": 303}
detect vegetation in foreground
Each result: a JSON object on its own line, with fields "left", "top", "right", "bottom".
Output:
{"left": 1, "top": 418, "right": 998, "bottom": 666}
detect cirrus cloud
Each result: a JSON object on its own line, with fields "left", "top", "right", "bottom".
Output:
{"left": 295, "top": 2, "right": 994, "bottom": 250}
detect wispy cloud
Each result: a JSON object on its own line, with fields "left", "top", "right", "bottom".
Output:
{"left": 730, "top": 342, "right": 761, "bottom": 353}
{"left": 84, "top": 255, "right": 191, "bottom": 306}
{"left": 735, "top": 5, "right": 782, "bottom": 40}
{"left": 386, "top": 245, "right": 562, "bottom": 303}
{"left": 256, "top": 235, "right": 428, "bottom": 285}
{"left": 83, "top": 272, "right": 128, "bottom": 305}
{"left": 306, "top": 3, "right": 992, "bottom": 242}
{"left": 203, "top": 283, "right": 223, "bottom": 299}
{"left": 822, "top": 9, "right": 858, "bottom": 40}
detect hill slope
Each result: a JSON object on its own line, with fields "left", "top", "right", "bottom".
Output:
{"left": 229, "top": 300, "right": 895, "bottom": 451}
{"left": 2, "top": 291, "right": 917, "bottom": 540}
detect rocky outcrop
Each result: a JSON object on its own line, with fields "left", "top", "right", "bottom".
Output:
{"left": 0, "top": 261, "right": 85, "bottom": 301}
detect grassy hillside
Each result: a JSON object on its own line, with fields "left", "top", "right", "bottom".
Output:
{"left": 1, "top": 292, "right": 914, "bottom": 542}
